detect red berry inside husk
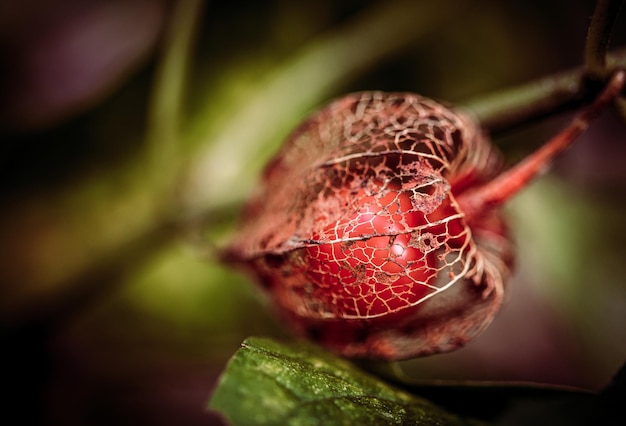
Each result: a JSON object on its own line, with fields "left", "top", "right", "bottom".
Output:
{"left": 225, "top": 70, "right": 625, "bottom": 360}
{"left": 225, "top": 92, "right": 515, "bottom": 359}
{"left": 303, "top": 184, "right": 466, "bottom": 319}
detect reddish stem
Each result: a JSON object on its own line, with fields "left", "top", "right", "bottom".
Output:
{"left": 459, "top": 69, "right": 626, "bottom": 220}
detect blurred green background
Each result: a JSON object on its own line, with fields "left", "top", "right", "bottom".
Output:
{"left": 1, "top": 0, "right": 625, "bottom": 424}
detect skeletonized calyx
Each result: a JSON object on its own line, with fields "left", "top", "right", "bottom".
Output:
{"left": 225, "top": 92, "right": 514, "bottom": 360}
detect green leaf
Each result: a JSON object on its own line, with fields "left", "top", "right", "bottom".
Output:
{"left": 208, "top": 337, "right": 484, "bottom": 425}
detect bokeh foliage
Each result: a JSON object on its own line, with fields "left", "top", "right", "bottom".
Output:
{"left": 1, "top": 0, "right": 625, "bottom": 424}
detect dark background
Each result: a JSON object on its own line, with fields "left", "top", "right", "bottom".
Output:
{"left": 1, "top": 0, "right": 626, "bottom": 424}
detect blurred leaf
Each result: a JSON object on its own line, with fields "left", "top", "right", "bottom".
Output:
{"left": 208, "top": 337, "right": 484, "bottom": 426}
{"left": 184, "top": 0, "right": 474, "bottom": 214}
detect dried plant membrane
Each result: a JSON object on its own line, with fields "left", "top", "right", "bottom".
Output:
{"left": 227, "top": 92, "right": 514, "bottom": 359}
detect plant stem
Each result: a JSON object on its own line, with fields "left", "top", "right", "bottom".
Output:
{"left": 461, "top": 48, "right": 626, "bottom": 134}
{"left": 146, "top": 0, "right": 205, "bottom": 195}
{"left": 585, "top": 0, "right": 623, "bottom": 81}
{"left": 467, "top": 0, "right": 625, "bottom": 133}
{"left": 458, "top": 69, "right": 625, "bottom": 220}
